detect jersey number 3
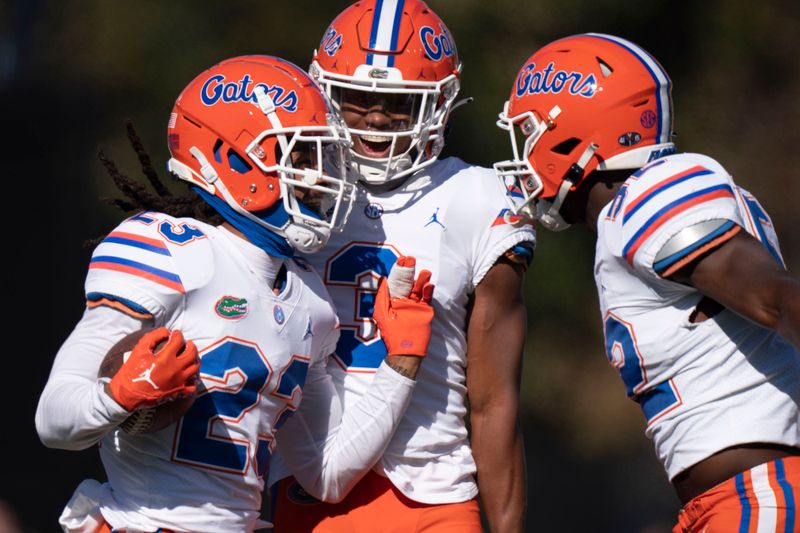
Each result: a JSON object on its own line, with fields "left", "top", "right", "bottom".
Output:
{"left": 326, "top": 243, "right": 400, "bottom": 371}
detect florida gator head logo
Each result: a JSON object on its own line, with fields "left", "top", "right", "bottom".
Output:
{"left": 215, "top": 295, "right": 249, "bottom": 320}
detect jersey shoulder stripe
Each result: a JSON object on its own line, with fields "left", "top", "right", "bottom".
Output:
{"left": 86, "top": 294, "right": 154, "bottom": 319}
{"left": 623, "top": 165, "right": 714, "bottom": 223}
{"left": 87, "top": 215, "right": 195, "bottom": 295}
{"left": 102, "top": 231, "right": 172, "bottom": 256}
{"left": 623, "top": 183, "right": 736, "bottom": 264}
{"left": 89, "top": 255, "right": 185, "bottom": 293}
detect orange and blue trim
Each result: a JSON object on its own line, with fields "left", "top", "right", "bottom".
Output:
{"left": 506, "top": 183, "right": 525, "bottom": 200}
{"left": 103, "top": 231, "right": 171, "bottom": 256}
{"left": 734, "top": 457, "right": 797, "bottom": 533}
{"left": 678, "top": 456, "right": 799, "bottom": 533}
{"left": 86, "top": 293, "right": 153, "bottom": 319}
{"left": 654, "top": 220, "right": 740, "bottom": 277}
{"left": 623, "top": 184, "right": 735, "bottom": 265}
{"left": 89, "top": 256, "right": 185, "bottom": 294}
{"left": 623, "top": 165, "right": 713, "bottom": 224}
{"left": 775, "top": 458, "right": 796, "bottom": 532}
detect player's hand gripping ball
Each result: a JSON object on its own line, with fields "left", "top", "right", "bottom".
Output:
{"left": 99, "top": 327, "right": 199, "bottom": 434}
{"left": 373, "top": 256, "right": 435, "bottom": 357}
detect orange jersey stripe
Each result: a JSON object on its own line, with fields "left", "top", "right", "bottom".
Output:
{"left": 86, "top": 297, "right": 153, "bottom": 320}
{"left": 89, "top": 262, "right": 185, "bottom": 294}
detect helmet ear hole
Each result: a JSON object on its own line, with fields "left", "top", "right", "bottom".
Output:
{"left": 551, "top": 137, "right": 582, "bottom": 155}
{"left": 227, "top": 149, "right": 252, "bottom": 174}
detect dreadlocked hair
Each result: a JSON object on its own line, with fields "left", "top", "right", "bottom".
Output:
{"left": 85, "top": 120, "right": 224, "bottom": 248}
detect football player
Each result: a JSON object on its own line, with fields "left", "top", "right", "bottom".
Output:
{"left": 36, "top": 55, "right": 437, "bottom": 533}
{"left": 494, "top": 33, "right": 800, "bottom": 532}
{"left": 268, "top": 1, "right": 537, "bottom": 532}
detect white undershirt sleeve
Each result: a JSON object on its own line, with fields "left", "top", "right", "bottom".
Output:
{"left": 35, "top": 306, "right": 147, "bottom": 450}
{"left": 276, "top": 360, "right": 415, "bottom": 503}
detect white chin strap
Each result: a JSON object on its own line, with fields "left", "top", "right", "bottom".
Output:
{"left": 536, "top": 184, "right": 573, "bottom": 232}
{"left": 537, "top": 142, "right": 599, "bottom": 231}
{"left": 349, "top": 151, "right": 413, "bottom": 184}
{"left": 284, "top": 224, "right": 329, "bottom": 253}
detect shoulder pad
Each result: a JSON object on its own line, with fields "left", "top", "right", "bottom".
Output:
{"left": 85, "top": 213, "right": 215, "bottom": 316}
{"left": 614, "top": 155, "right": 742, "bottom": 272}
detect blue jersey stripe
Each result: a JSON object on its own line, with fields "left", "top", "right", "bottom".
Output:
{"left": 735, "top": 473, "right": 751, "bottom": 533}
{"left": 622, "top": 184, "right": 734, "bottom": 260}
{"left": 776, "top": 459, "right": 796, "bottom": 533}
{"left": 90, "top": 255, "right": 182, "bottom": 285}
{"left": 623, "top": 168, "right": 714, "bottom": 224}
{"left": 653, "top": 220, "right": 737, "bottom": 273}
{"left": 102, "top": 235, "right": 171, "bottom": 256}
{"left": 86, "top": 292, "right": 151, "bottom": 315}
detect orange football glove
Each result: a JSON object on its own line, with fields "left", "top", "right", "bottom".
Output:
{"left": 108, "top": 328, "right": 200, "bottom": 412}
{"left": 373, "top": 257, "right": 435, "bottom": 357}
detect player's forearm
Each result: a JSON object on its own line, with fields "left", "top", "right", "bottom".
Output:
{"left": 280, "top": 360, "right": 415, "bottom": 503}
{"left": 385, "top": 354, "right": 422, "bottom": 379}
{"left": 318, "top": 361, "right": 415, "bottom": 501}
{"left": 36, "top": 306, "right": 141, "bottom": 449}
{"left": 472, "top": 413, "right": 527, "bottom": 533}
{"left": 465, "top": 261, "right": 528, "bottom": 531}
{"left": 36, "top": 377, "right": 127, "bottom": 449}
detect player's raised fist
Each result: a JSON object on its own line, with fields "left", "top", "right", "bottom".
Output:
{"left": 374, "top": 256, "right": 435, "bottom": 357}
{"left": 107, "top": 327, "right": 199, "bottom": 412}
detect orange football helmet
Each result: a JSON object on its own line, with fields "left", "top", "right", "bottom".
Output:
{"left": 167, "top": 55, "right": 354, "bottom": 253}
{"left": 495, "top": 33, "right": 676, "bottom": 230}
{"left": 309, "top": 0, "right": 462, "bottom": 184}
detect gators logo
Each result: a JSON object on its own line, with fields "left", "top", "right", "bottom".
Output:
{"left": 215, "top": 296, "right": 248, "bottom": 320}
{"left": 321, "top": 27, "right": 343, "bottom": 56}
{"left": 420, "top": 24, "right": 455, "bottom": 61}
{"left": 369, "top": 68, "right": 389, "bottom": 79}
{"left": 200, "top": 74, "right": 298, "bottom": 112}
{"left": 515, "top": 61, "right": 597, "bottom": 99}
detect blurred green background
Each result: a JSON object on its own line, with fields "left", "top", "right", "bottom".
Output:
{"left": 5, "top": 0, "right": 798, "bottom": 531}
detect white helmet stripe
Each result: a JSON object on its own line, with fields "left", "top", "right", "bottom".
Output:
{"left": 586, "top": 33, "right": 673, "bottom": 145}
{"left": 366, "top": 0, "right": 405, "bottom": 68}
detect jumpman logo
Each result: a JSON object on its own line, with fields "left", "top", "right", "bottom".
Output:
{"left": 424, "top": 207, "right": 446, "bottom": 230}
{"left": 304, "top": 317, "right": 314, "bottom": 339}
{"left": 131, "top": 363, "right": 160, "bottom": 390}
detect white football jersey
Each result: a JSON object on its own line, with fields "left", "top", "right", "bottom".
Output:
{"left": 595, "top": 152, "right": 800, "bottom": 480}
{"left": 84, "top": 212, "right": 339, "bottom": 531}
{"left": 271, "top": 157, "right": 537, "bottom": 504}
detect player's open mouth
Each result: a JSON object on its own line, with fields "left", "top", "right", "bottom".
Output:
{"left": 356, "top": 134, "right": 393, "bottom": 158}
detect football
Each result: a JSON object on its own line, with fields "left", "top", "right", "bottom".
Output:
{"left": 98, "top": 327, "right": 196, "bottom": 435}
